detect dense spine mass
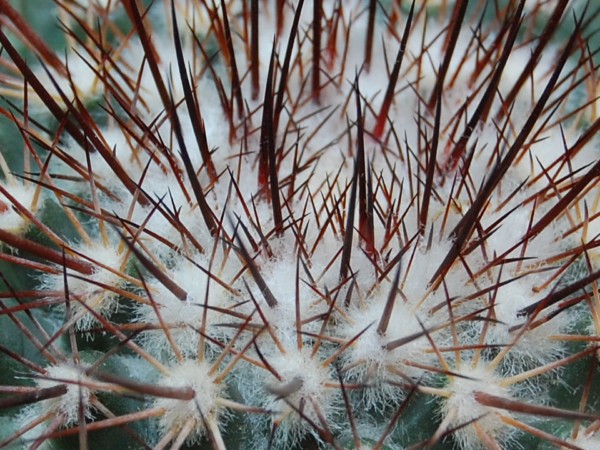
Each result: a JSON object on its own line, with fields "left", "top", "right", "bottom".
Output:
{"left": 0, "top": 0, "right": 600, "bottom": 448}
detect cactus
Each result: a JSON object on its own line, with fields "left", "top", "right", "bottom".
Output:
{"left": 0, "top": 0, "right": 600, "bottom": 449}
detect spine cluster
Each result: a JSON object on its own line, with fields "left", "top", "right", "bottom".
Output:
{"left": 0, "top": 1, "right": 599, "bottom": 449}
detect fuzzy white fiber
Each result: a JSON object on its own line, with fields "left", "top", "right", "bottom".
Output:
{"left": 1, "top": 0, "right": 598, "bottom": 448}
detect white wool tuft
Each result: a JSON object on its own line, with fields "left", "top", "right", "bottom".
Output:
{"left": 153, "top": 359, "right": 226, "bottom": 444}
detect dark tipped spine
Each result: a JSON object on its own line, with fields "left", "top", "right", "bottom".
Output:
{"left": 364, "top": 0, "right": 377, "bottom": 71}
{"left": 262, "top": 44, "right": 284, "bottom": 235}
{"left": 221, "top": 0, "right": 245, "bottom": 121}
{"left": 373, "top": 0, "right": 415, "bottom": 139}
{"left": 430, "top": 16, "right": 582, "bottom": 286}
{"left": 427, "top": 0, "right": 469, "bottom": 110}
{"left": 355, "top": 83, "right": 376, "bottom": 257}
{"left": 251, "top": 0, "right": 260, "bottom": 100}
{"left": 443, "top": 0, "right": 525, "bottom": 174}
{"left": 419, "top": 84, "right": 442, "bottom": 233}
{"left": 171, "top": 0, "right": 217, "bottom": 183}
{"left": 312, "top": 0, "right": 322, "bottom": 102}
{"left": 274, "top": 0, "right": 305, "bottom": 133}
{"left": 495, "top": 0, "right": 570, "bottom": 121}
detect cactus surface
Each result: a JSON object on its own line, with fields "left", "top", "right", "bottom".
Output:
{"left": 0, "top": 1, "right": 600, "bottom": 449}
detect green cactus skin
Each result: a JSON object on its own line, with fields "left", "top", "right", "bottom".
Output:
{"left": 1, "top": 1, "right": 600, "bottom": 449}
